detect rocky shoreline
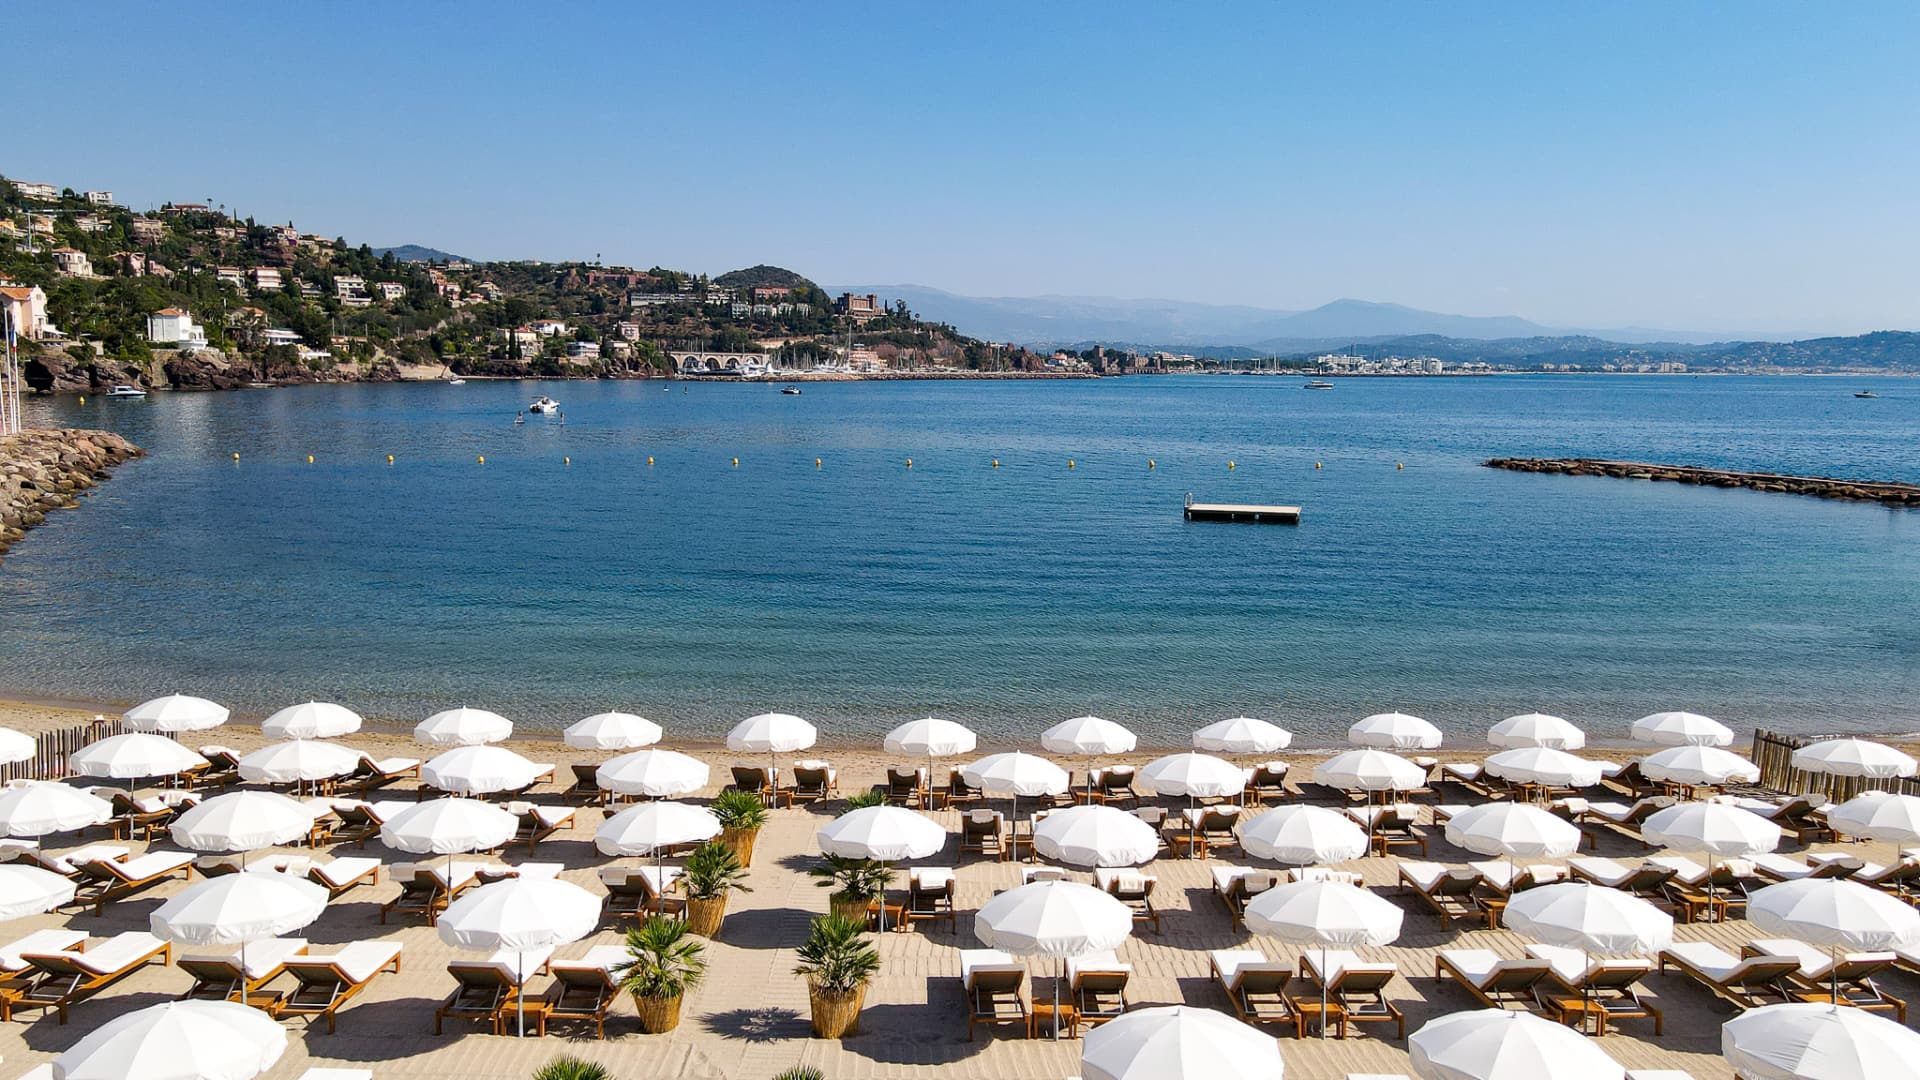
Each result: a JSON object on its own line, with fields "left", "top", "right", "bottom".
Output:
{"left": 1485, "top": 456, "right": 1920, "bottom": 506}
{"left": 0, "top": 429, "right": 144, "bottom": 558}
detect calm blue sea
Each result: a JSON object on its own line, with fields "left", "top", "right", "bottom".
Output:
{"left": 3, "top": 375, "right": 1915, "bottom": 745}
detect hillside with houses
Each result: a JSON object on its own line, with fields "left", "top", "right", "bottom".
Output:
{"left": 0, "top": 175, "right": 1075, "bottom": 394}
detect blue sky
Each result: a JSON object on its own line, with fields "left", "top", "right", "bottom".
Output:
{"left": 12, "top": 3, "right": 1919, "bottom": 334}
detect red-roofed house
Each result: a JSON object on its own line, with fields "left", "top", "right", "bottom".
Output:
{"left": 147, "top": 308, "right": 207, "bottom": 349}
{"left": 0, "top": 285, "right": 56, "bottom": 339}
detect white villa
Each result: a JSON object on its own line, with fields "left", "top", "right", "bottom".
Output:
{"left": 0, "top": 285, "right": 57, "bottom": 339}
{"left": 146, "top": 308, "right": 208, "bottom": 350}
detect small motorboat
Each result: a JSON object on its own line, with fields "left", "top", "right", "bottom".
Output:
{"left": 781, "top": 385, "right": 802, "bottom": 395}
{"left": 1303, "top": 380, "right": 1334, "bottom": 390}
{"left": 1855, "top": 390, "right": 1880, "bottom": 399}
{"left": 528, "top": 396, "right": 561, "bottom": 414}
{"left": 513, "top": 411, "right": 525, "bottom": 425}
{"left": 105, "top": 384, "right": 147, "bottom": 398}
{"left": 447, "top": 377, "right": 466, "bottom": 385}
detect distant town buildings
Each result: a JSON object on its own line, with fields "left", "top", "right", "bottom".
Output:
{"left": 216, "top": 267, "right": 246, "bottom": 289}
{"left": 837, "top": 292, "right": 883, "bottom": 322}
{"left": 12, "top": 182, "right": 57, "bottom": 201}
{"left": 83, "top": 190, "right": 113, "bottom": 206}
{"left": 260, "top": 328, "right": 302, "bottom": 347}
{"left": 373, "top": 282, "right": 406, "bottom": 301}
{"left": 0, "top": 284, "right": 56, "bottom": 339}
{"left": 51, "top": 248, "right": 92, "bottom": 277}
{"left": 250, "top": 267, "right": 283, "bottom": 291}
{"left": 146, "top": 308, "right": 207, "bottom": 349}
{"left": 566, "top": 341, "right": 600, "bottom": 361}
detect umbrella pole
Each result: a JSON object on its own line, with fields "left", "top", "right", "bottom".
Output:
{"left": 517, "top": 948, "right": 526, "bottom": 1037}
{"left": 1321, "top": 946, "right": 1330, "bottom": 1038}
{"left": 1054, "top": 956, "right": 1062, "bottom": 1039}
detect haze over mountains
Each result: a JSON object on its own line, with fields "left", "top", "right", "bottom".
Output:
{"left": 829, "top": 284, "right": 1743, "bottom": 350}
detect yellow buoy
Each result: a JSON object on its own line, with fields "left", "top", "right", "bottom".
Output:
{"left": 306, "top": 455, "right": 314, "bottom": 464}
{"left": 1068, "top": 459, "right": 1076, "bottom": 469}
{"left": 231, "top": 452, "right": 239, "bottom": 461}
{"left": 647, "top": 456, "right": 654, "bottom": 466}
{"left": 1397, "top": 462, "right": 1404, "bottom": 470}
{"left": 564, "top": 456, "right": 571, "bottom": 465}
{"left": 77, "top": 396, "right": 85, "bottom": 404}
{"left": 905, "top": 458, "right": 913, "bottom": 468}
{"left": 477, "top": 455, "right": 485, "bottom": 464}
{"left": 386, "top": 454, "right": 394, "bottom": 464}
{"left": 731, "top": 457, "right": 739, "bottom": 467}
{"left": 815, "top": 458, "right": 822, "bottom": 468}
{"left": 992, "top": 459, "right": 999, "bottom": 468}
{"left": 1148, "top": 459, "right": 1155, "bottom": 469}
{"left": 1228, "top": 461, "right": 1236, "bottom": 470}
{"left": 1315, "top": 461, "right": 1322, "bottom": 469}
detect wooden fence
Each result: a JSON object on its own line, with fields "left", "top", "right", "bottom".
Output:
{"left": 0, "top": 715, "right": 125, "bottom": 784}
{"left": 1750, "top": 727, "right": 1920, "bottom": 801}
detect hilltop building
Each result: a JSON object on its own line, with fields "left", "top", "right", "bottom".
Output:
{"left": 146, "top": 308, "right": 207, "bottom": 349}
{"left": 837, "top": 292, "right": 883, "bottom": 322}
{"left": 0, "top": 285, "right": 56, "bottom": 339}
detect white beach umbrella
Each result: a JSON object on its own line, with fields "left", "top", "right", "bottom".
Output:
{"left": 563, "top": 711, "right": 662, "bottom": 751}
{"left": 415, "top": 706, "right": 512, "bottom": 747}
{"left": 883, "top": 717, "right": 977, "bottom": 759}
{"left": 1723, "top": 1002, "right": 1920, "bottom": 1080}
{"left": 169, "top": 791, "right": 317, "bottom": 859}
{"left": 1042, "top": 715, "right": 1137, "bottom": 756}
{"left": 150, "top": 873, "right": 328, "bottom": 997}
{"left": 964, "top": 752, "right": 1071, "bottom": 797}
{"left": 1245, "top": 879, "right": 1403, "bottom": 1037}
{"left": 817, "top": 805, "right": 946, "bottom": 862}
{"left": 1790, "top": 738, "right": 1917, "bottom": 780}
{"left": 53, "top": 999, "right": 287, "bottom": 1080}
{"left": 1192, "top": 716, "right": 1292, "bottom": 755}
{"left": 1032, "top": 805, "right": 1159, "bottom": 868}
{"left": 1502, "top": 883, "right": 1674, "bottom": 955}
{"left": 1138, "top": 752, "right": 1244, "bottom": 800}
{"left": 1313, "top": 748, "right": 1427, "bottom": 793}
{"left": 70, "top": 732, "right": 207, "bottom": 779}
{"left": 0, "top": 727, "right": 35, "bottom": 765}
{"left": 1748, "top": 878, "right": 1920, "bottom": 1000}
{"left": 1483, "top": 747, "right": 1604, "bottom": 791}
{"left": 379, "top": 797, "right": 517, "bottom": 872}
{"left": 1825, "top": 792, "right": 1920, "bottom": 844}
{"left": 421, "top": 745, "right": 545, "bottom": 796}
{"left": 595, "top": 801, "right": 720, "bottom": 891}
{"left": 0, "top": 781, "right": 112, "bottom": 838}
{"left": 1642, "top": 800, "right": 1779, "bottom": 916}
{"left": 1640, "top": 744, "right": 1759, "bottom": 787}
{"left": 883, "top": 716, "right": 977, "bottom": 789}
{"left": 1237, "top": 805, "right": 1369, "bottom": 866}
{"left": 152, "top": 873, "right": 328, "bottom": 947}
{"left": 0, "top": 864, "right": 77, "bottom": 919}
{"left": 1487, "top": 713, "right": 1585, "bottom": 751}
{"left": 259, "top": 701, "right": 361, "bottom": 740}
{"left": 975, "top": 879, "right": 1134, "bottom": 1038}
{"left": 1630, "top": 711, "right": 1732, "bottom": 747}
{"left": 439, "top": 875, "right": 600, "bottom": 1036}
{"left": 1444, "top": 802, "right": 1582, "bottom": 861}
{"left": 1409, "top": 1008, "right": 1624, "bottom": 1080}
{"left": 236, "top": 739, "right": 360, "bottom": 787}
{"left": 123, "top": 694, "right": 229, "bottom": 734}
{"left": 1080, "top": 1004, "right": 1286, "bottom": 1080}
{"left": 727, "top": 711, "right": 817, "bottom": 783}
{"left": 597, "top": 748, "right": 710, "bottom": 799}
{"left": 1348, "top": 712, "right": 1442, "bottom": 750}
{"left": 595, "top": 802, "right": 720, "bottom": 857}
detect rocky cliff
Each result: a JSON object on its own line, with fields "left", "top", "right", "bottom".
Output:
{"left": 21, "top": 344, "right": 405, "bottom": 395}
{"left": 0, "top": 429, "right": 144, "bottom": 559}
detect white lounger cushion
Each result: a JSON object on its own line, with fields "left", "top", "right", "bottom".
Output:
{"left": 298, "top": 1071, "right": 374, "bottom": 1080}
{"left": 1661, "top": 941, "right": 1800, "bottom": 982}
{"left": 1304, "top": 949, "right": 1395, "bottom": 985}
{"left": 1068, "top": 950, "right": 1131, "bottom": 981}
{"left": 0, "top": 929, "right": 86, "bottom": 973}
{"left": 1526, "top": 943, "right": 1652, "bottom": 986}
{"left": 1437, "top": 949, "right": 1541, "bottom": 988}
{"left": 487, "top": 945, "right": 555, "bottom": 982}
{"left": 64, "top": 931, "right": 167, "bottom": 974}
{"left": 960, "top": 948, "right": 1022, "bottom": 987}
{"left": 182, "top": 937, "right": 308, "bottom": 980}
{"left": 1747, "top": 938, "right": 1893, "bottom": 979}
{"left": 306, "top": 941, "right": 402, "bottom": 983}
{"left": 312, "top": 857, "right": 380, "bottom": 887}
{"left": 1469, "top": 861, "right": 1565, "bottom": 891}
{"left": 1567, "top": 856, "right": 1635, "bottom": 886}
{"left": 552, "top": 945, "right": 628, "bottom": 972}
{"left": 1094, "top": 867, "right": 1153, "bottom": 892}
{"left": 369, "top": 757, "right": 419, "bottom": 774}
{"left": 1210, "top": 949, "right": 1282, "bottom": 987}
{"left": 41, "top": 845, "right": 128, "bottom": 875}
{"left": 909, "top": 867, "right": 954, "bottom": 889}
{"left": 1211, "top": 866, "right": 1277, "bottom": 894}
{"left": 109, "top": 851, "right": 193, "bottom": 878}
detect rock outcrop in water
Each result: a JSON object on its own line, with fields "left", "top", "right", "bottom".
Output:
{"left": 0, "top": 429, "right": 144, "bottom": 559}
{"left": 1485, "top": 457, "right": 1920, "bottom": 506}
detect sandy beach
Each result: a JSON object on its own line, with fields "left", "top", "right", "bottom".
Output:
{"left": 0, "top": 696, "right": 1915, "bottom": 1079}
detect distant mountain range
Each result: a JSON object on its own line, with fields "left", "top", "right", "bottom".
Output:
{"left": 372, "top": 245, "right": 467, "bottom": 263}
{"left": 828, "top": 284, "right": 1742, "bottom": 349}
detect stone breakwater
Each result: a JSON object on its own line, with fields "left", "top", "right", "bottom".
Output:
{"left": 0, "top": 429, "right": 144, "bottom": 558}
{"left": 1485, "top": 457, "right": 1920, "bottom": 507}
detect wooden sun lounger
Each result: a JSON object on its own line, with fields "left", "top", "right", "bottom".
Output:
{"left": 1745, "top": 938, "right": 1906, "bottom": 1022}
{"left": 11, "top": 932, "right": 173, "bottom": 1023}
{"left": 1657, "top": 943, "right": 1803, "bottom": 1010}
{"left": 510, "top": 804, "right": 576, "bottom": 854}
{"left": 1526, "top": 944, "right": 1662, "bottom": 1035}
{"left": 960, "top": 949, "right": 1027, "bottom": 1040}
{"left": 268, "top": 941, "right": 404, "bottom": 1033}
{"left": 0, "top": 930, "right": 87, "bottom": 1020}
{"left": 1095, "top": 867, "right": 1160, "bottom": 934}
{"left": 1298, "top": 951, "right": 1403, "bottom": 1040}
{"left": 1212, "top": 867, "right": 1281, "bottom": 929}
{"left": 436, "top": 961, "right": 522, "bottom": 1034}
{"left": 380, "top": 863, "right": 479, "bottom": 925}
{"left": 338, "top": 755, "right": 420, "bottom": 795}
{"left": 1567, "top": 857, "right": 1678, "bottom": 896}
{"left": 1434, "top": 950, "right": 1554, "bottom": 1014}
{"left": 905, "top": 867, "right": 956, "bottom": 932}
{"left": 782, "top": 763, "right": 840, "bottom": 806}
{"left": 600, "top": 866, "right": 685, "bottom": 921}
{"left": 1210, "top": 949, "right": 1295, "bottom": 1027}
{"left": 1244, "top": 762, "right": 1290, "bottom": 804}
{"left": 541, "top": 946, "right": 627, "bottom": 1039}
{"left": 21, "top": 845, "right": 127, "bottom": 879}
{"left": 74, "top": 851, "right": 193, "bottom": 915}
{"left": 308, "top": 857, "right": 381, "bottom": 899}
{"left": 1398, "top": 861, "right": 1484, "bottom": 926}
{"left": 960, "top": 810, "right": 1007, "bottom": 860}
{"left": 179, "top": 938, "right": 309, "bottom": 1004}
{"left": 1067, "top": 950, "right": 1130, "bottom": 1026}
{"left": 562, "top": 763, "right": 607, "bottom": 806}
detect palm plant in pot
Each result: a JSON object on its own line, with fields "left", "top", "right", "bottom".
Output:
{"left": 710, "top": 788, "right": 770, "bottom": 866}
{"left": 794, "top": 912, "right": 880, "bottom": 1038}
{"left": 810, "top": 853, "right": 892, "bottom": 925}
{"left": 681, "top": 839, "right": 751, "bottom": 937}
{"left": 616, "top": 915, "right": 707, "bottom": 1033}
